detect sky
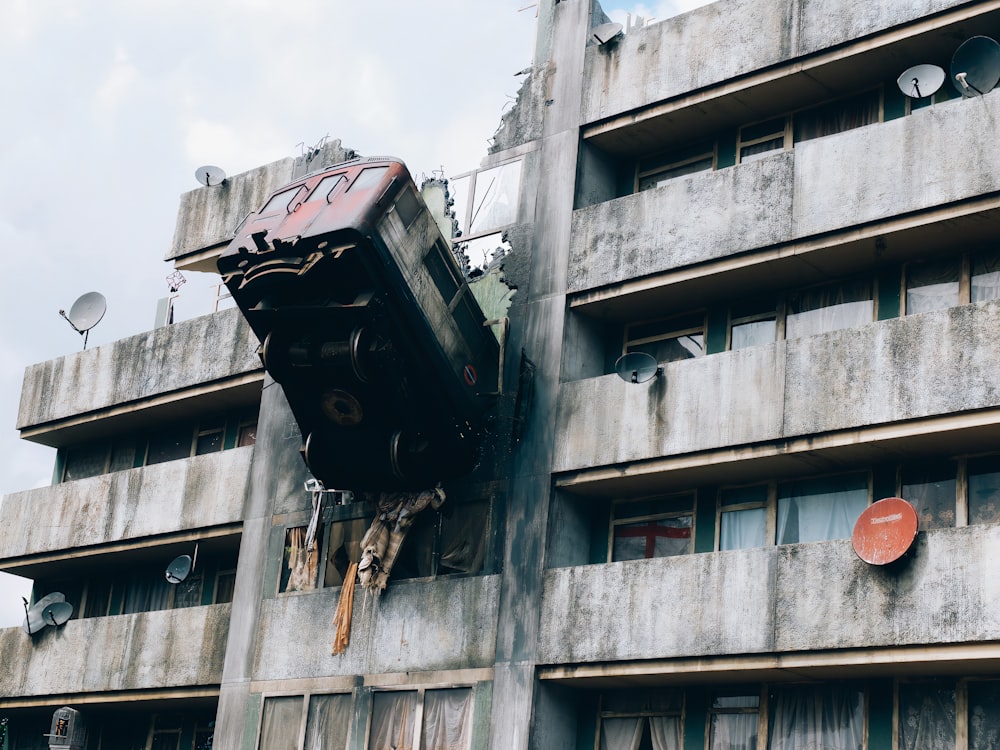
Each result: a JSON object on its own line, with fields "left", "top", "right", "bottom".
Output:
{"left": 0, "top": 0, "right": 711, "bottom": 626}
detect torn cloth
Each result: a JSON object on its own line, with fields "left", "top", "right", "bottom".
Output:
{"left": 357, "top": 487, "right": 445, "bottom": 591}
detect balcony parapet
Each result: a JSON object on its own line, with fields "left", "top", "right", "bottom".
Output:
{"left": 570, "top": 93, "right": 1000, "bottom": 295}
{"left": 539, "top": 524, "right": 1000, "bottom": 665}
{"left": 0, "top": 604, "right": 230, "bottom": 699}
{"left": 252, "top": 575, "right": 500, "bottom": 681}
{"left": 0, "top": 447, "right": 251, "bottom": 564}
{"left": 17, "top": 307, "right": 261, "bottom": 446}
{"left": 555, "top": 301, "right": 1000, "bottom": 474}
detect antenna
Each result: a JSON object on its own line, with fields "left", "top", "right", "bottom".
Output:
{"left": 194, "top": 165, "right": 226, "bottom": 187}
{"left": 896, "top": 64, "right": 945, "bottom": 99}
{"left": 58, "top": 292, "right": 106, "bottom": 350}
{"left": 614, "top": 352, "right": 662, "bottom": 384}
{"left": 950, "top": 36, "right": 1000, "bottom": 97}
{"left": 591, "top": 22, "right": 624, "bottom": 46}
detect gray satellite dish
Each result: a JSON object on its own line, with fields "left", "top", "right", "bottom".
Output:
{"left": 951, "top": 36, "right": 1000, "bottom": 97}
{"left": 615, "top": 351, "right": 662, "bottom": 384}
{"left": 41, "top": 601, "right": 73, "bottom": 627}
{"left": 59, "top": 292, "right": 107, "bottom": 349}
{"left": 591, "top": 22, "right": 624, "bottom": 45}
{"left": 166, "top": 554, "right": 193, "bottom": 584}
{"left": 22, "top": 592, "right": 66, "bottom": 635}
{"left": 195, "top": 165, "right": 226, "bottom": 187}
{"left": 897, "top": 64, "right": 945, "bottom": 98}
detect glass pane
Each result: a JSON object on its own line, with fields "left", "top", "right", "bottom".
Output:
{"left": 629, "top": 334, "right": 704, "bottom": 363}
{"left": 740, "top": 138, "right": 784, "bottom": 162}
{"left": 901, "top": 460, "right": 957, "bottom": 529}
{"left": 305, "top": 174, "right": 348, "bottom": 203}
{"left": 793, "top": 89, "right": 880, "bottom": 143}
{"left": 259, "top": 696, "right": 303, "bottom": 750}
{"left": 786, "top": 279, "right": 873, "bottom": 340}
{"left": 898, "top": 682, "right": 955, "bottom": 750}
{"left": 63, "top": 442, "right": 108, "bottom": 482}
{"left": 613, "top": 516, "right": 692, "bottom": 561}
{"left": 304, "top": 693, "right": 352, "bottom": 750}
{"left": 776, "top": 473, "right": 868, "bottom": 544}
{"left": 972, "top": 247, "right": 1000, "bottom": 303}
{"left": 422, "top": 689, "right": 472, "bottom": 750}
{"left": 238, "top": 423, "right": 258, "bottom": 447}
{"left": 602, "top": 688, "right": 682, "bottom": 714}
{"left": 711, "top": 712, "right": 759, "bottom": 750}
{"left": 768, "top": 685, "right": 863, "bottom": 749}
{"left": 906, "top": 257, "right": 961, "bottom": 314}
{"left": 146, "top": 426, "right": 193, "bottom": 465}
{"left": 470, "top": 160, "right": 521, "bottom": 234}
{"left": 720, "top": 507, "right": 767, "bottom": 551}
{"left": 439, "top": 500, "right": 490, "bottom": 575}
{"left": 348, "top": 166, "right": 389, "bottom": 194}
{"left": 172, "top": 575, "right": 202, "bottom": 609}
{"left": 259, "top": 186, "right": 304, "bottom": 216}
{"left": 195, "top": 430, "right": 224, "bottom": 456}
{"left": 721, "top": 485, "right": 768, "bottom": 508}
{"left": 639, "top": 157, "right": 713, "bottom": 190}
{"left": 713, "top": 695, "right": 760, "bottom": 709}
{"left": 968, "top": 455, "right": 1000, "bottom": 525}
{"left": 369, "top": 692, "right": 417, "bottom": 750}
{"left": 449, "top": 174, "right": 471, "bottom": 236}
{"left": 731, "top": 319, "right": 776, "bottom": 350}
{"left": 969, "top": 680, "right": 1000, "bottom": 750}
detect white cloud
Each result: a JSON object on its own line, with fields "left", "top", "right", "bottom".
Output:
{"left": 92, "top": 44, "right": 141, "bottom": 133}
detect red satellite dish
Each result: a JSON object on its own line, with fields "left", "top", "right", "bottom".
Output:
{"left": 852, "top": 497, "right": 919, "bottom": 565}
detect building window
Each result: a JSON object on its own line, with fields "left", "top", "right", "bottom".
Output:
{"left": 729, "top": 298, "right": 781, "bottom": 351}
{"left": 259, "top": 696, "right": 303, "bottom": 750}
{"left": 716, "top": 472, "right": 869, "bottom": 550}
{"left": 280, "top": 525, "right": 324, "bottom": 593}
{"left": 368, "top": 688, "right": 473, "bottom": 750}
{"left": 900, "top": 459, "right": 959, "bottom": 530}
{"left": 709, "top": 693, "right": 760, "bottom": 750}
{"left": 304, "top": 694, "right": 352, "bottom": 750}
{"left": 785, "top": 277, "right": 874, "bottom": 341}
{"left": 598, "top": 688, "right": 683, "bottom": 750}
{"left": 767, "top": 684, "right": 864, "bottom": 749}
{"left": 149, "top": 714, "right": 183, "bottom": 750}
{"left": 792, "top": 88, "right": 882, "bottom": 143}
{"left": 738, "top": 117, "right": 789, "bottom": 163}
{"left": 610, "top": 493, "right": 694, "bottom": 562}
{"left": 449, "top": 159, "right": 523, "bottom": 239}
{"left": 718, "top": 484, "right": 770, "bottom": 551}
{"left": 624, "top": 312, "right": 705, "bottom": 364}
{"left": 905, "top": 256, "right": 962, "bottom": 315}
{"left": 899, "top": 680, "right": 956, "bottom": 750}
{"left": 969, "top": 681, "right": 1000, "bottom": 748}
{"left": 637, "top": 140, "right": 716, "bottom": 192}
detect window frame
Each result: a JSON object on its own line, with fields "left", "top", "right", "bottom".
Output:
{"left": 623, "top": 311, "right": 707, "bottom": 365}
{"left": 608, "top": 492, "right": 696, "bottom": 563}
{"left": 736, "top": 116, "right": 791, "bottom": 164}
{"left": 364, "top": 686, "right": 474, "bottom": 750}
{"left": 636, "top": 140, "right": 717, "bottom": 192}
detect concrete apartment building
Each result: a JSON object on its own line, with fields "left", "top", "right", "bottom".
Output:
{"left": 4, "top": 0, "right": 1000, "bottom": 747}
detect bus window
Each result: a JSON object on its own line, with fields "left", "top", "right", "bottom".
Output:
{"left": 306, "top": 174, "right": 349, "bottom": 204}
{"left": 348, "top": 166, "right": 389, "bottom": 193}
{"left": 257, "top": 185, "right": 306, "bottom": 216}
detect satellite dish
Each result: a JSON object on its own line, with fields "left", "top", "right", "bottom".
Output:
{"left": 41, "top": 601, "right": 73, "bottom": 627}
{"left": 951, "top": 36, "right": 1000, "bottom": 97}
{"left": 614, "top": 351, "right": 662, "bottom": 384}
{"left": 165, "top": 554, "right": 193, "bottom": 584}
{"left": 59, "top": 292, "right": 107, "bottom": 350}
{"left": 591, "top": 22, "right": 624, "bottom": 45}
{"left": 195, "top": 165, "right": 226, "bottom": 187}
{"left": 852, "top": 497, "right": 919, "bottom": 566}
{"left": 896, "top": 64, "right": 945, "bottom": 98}
{"left": 22, "top": 592, "right": 66, "bottom": 635}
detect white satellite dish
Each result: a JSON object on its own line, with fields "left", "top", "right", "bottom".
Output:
{"left": 896, "top": 64, "right": 946, "bottom": 98}
{"left": 22, "top": 592, "right": 67, "bottom": 635}
{"left": 615, "top": 351, "right": 662, "bottom": 384}
{"left": 59, "top": 292, "right": 107, "bottom": 350}
{"left": 195, "top": 165, "right": 227, "bottom": 187}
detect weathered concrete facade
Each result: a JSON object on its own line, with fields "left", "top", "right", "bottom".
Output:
{"left": 5, "top": 1, "right": 1000, "bottom": 748}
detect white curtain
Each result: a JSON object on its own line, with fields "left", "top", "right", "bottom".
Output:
{"left": 720, "top": 507, "right": 767, "bottom": 550}
{"left": 304, "top": 694, "right": 352, "bottom": 750}
{"left": 600, "top": 717, "right": 681, "bottom": 750}
{"left": 122, "top": 571, "right": 172, "bottom": 614}
{"left": 369, "top": 692, "right": 417, "bottom": 750}
{"left": 260, "top": 697, "right": 304, "bottom": 750}
{"left": 786, "top": 300, "right": 872, "bottom": 340}
{"left": 776, "top": 481, "right": 867, "bottom": 545}
{"left": 898, "top": 684, "right": 955, "bottom": 750}
{"left": 711, "top": 713, "right": 759, "bottom": 750}
{"left": 768, "top": 686, "right": 863, "bottom": 750}
{"left": 421, "top": 689, "right": 472, "bottom": 750}
{"left": 972, "top": 250, "right": 1000, "bottom": 302}
{"left": 730, "top": 320, "right": 776, "bottom": 350}
{"left": 906, "top": 260, "right": 960, "bottom": 314}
